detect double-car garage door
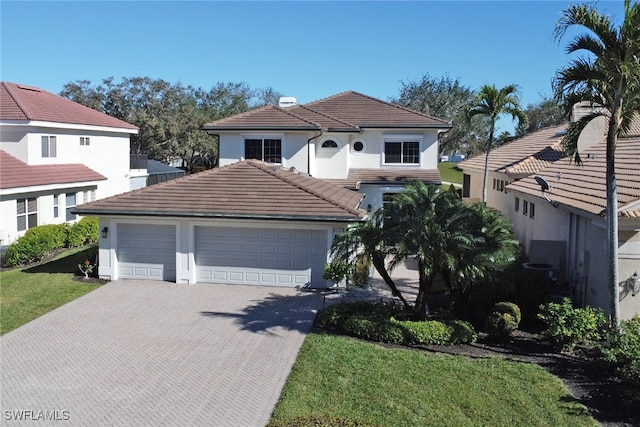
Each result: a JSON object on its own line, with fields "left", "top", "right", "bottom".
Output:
{"left": 116, "top": 223, "right": 328, "bottom": 287}
{"left": 195, "top": 226, "right": 327, "bottom": 287}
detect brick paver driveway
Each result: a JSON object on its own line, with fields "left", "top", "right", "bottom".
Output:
{"left": 1, "top": 280, "right": 322, "bottom": 426}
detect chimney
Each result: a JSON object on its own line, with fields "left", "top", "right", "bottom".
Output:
{"left": 278, "top": 97, "right": 297, "bottom": 108}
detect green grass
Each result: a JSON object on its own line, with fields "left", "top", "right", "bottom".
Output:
{"left": 270, "top": 332, "right": 596, "bottom": 427}
{"left": 0, "top": 246, "right": 101, "bottom": 335}
{"left": 439, "top": 162, "right": 463, "bottom": 184}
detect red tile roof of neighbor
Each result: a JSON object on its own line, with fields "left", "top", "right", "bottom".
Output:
{"left": 507, "top": 136, "right": 640, "bottom": 218}
{"left": 458, "top": 123, "right": 569, "bottom": 177}
{"left": 0, "top": 82, "right": 138, "bottom": 131}
{"left": 0, "top": 150, "right": 106, "bottom": 190}
{"left": 203, "top": 91, "right": 452, "bottom": 132}
{"left": 74, "top": 160, "right": 366, "bottom": 221}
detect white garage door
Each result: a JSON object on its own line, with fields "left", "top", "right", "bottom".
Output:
{"left": 117, "top": 224, "right": 176, "bottom": 281}
{"left": 195, "top": 226, "right": 328, "bottom": 287}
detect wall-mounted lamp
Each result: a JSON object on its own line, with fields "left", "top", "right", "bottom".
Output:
{"left": 101, "top": 227, "right": 109, "bottom": 239}
{"left": 367, "top": 204, "right": 372, "bottom": 213}
{"left": 628, "top": 272, "right": 640, "bottom": 297}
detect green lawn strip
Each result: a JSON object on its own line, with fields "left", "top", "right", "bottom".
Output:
{"left": 438, "top": 162, "right": 463, "bottom": 184}
{"left": 0, "top": 246, "right": 101, "bottom": 335}
{"left": 270, "top": 332, "right": 596, "bottom": 427}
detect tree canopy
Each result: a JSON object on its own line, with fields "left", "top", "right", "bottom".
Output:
{"left": 60, "top": 77, "right": 281, "bottom": 172}
{"left": 390, "top": 74, "right": 487, "bottom": 157}
{"left": 553, "top": 0, "right": 640, "bottom": 328}
{"left": 516, "top": 97, "right": 567, "bottom": 136}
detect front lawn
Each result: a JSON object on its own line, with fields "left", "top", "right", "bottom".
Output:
{"left": 0, "top": 246, "right": 101, "bottom": 335}
{"left": 269, "top": 332, "right": 596, "bottom": 427}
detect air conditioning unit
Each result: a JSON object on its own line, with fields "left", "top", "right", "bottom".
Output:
{"left": 278, "top": 97, "right": 297, "bottom": 108}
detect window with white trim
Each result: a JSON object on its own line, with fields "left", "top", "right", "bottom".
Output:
{"left": 80, "top": 137, "right": 90, "bottom": 146}
{"left": 384, "top": 140, "right": 420, "bottom": 164}
{"left": 41, "top": 136, "right": 57, "bottom": 157}
{"left": 244, "top": 138, "right": 282, "bottom": 163}
{"left": 321, "top": 139, "right": 338, "bottom": 148}
{"left": 66, "top": 193, "right": 76, "bottom": 221}
{"left": 17, "top": 198, "right": 37, "bottom": 231}
{"left": 529, "top": 203, "right": 536, "bottom": 219}
{"left": 523, "top": 200, "right": 529, "bottom": 216}
{"left": 54, "top": 194, "right": 60, "bottom": 218}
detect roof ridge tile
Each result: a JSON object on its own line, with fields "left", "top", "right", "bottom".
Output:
{"left": 295, "top": 104, "right": 359, "bottom": 130}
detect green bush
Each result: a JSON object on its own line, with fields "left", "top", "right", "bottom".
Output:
{"left": 316, "top": 301, "right": 407, "bottom": 330}
{"left": 447, "top": 320, "right": 479, "bottom": 344}
{"left": 485, "top": 302, "right": 521, "bottom": 339}
{"left": 66, "top": 217, "right": 99, "bottom": 248}
{"left": 600, "top": 316, "right": 640, "bottom": 390}
{"left": 390, "top": 318, "right": 452, "bottom": 345}
{"left": 268, "top": 414, "right": 380, "bottom": 427}
{"left": 344, "top": 316, "right": 406, "bottom": 344}
{"left": 3, "top": 224, "right": 67, "bottom": 267}
{"left": 538, "top": 298, "right": 607, "bottom": 351}
{"left": 351, "top": 255, "right": 371, "bottom": 288}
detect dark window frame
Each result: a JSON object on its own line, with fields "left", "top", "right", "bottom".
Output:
{"left": 244, "top": 138, "right": 282, "bottom": 164}
{"left": 383, "top": 140, "right": 420, "bottom": 164}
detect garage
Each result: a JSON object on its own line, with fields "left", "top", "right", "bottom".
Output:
{"left": 195, "top": 226, "right": 328, "bottom": 287}
{"left": 117, "top": 223, "right": 176, "bottom": 281}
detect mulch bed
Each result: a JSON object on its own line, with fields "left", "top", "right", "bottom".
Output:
{"left": 415, "top": 331, "right": 639, "bottom": 427}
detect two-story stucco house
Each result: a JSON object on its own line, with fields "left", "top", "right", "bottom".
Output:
{"left": 204, "top": 91, "right": 452, "bottom": 210}
{"left": 0, "top": 82, "right": 138, "bottom": 247}
{"left": 73, "top": 91, "right": 450, "bottom": 287}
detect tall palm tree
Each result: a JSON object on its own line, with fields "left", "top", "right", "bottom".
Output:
{"left": 468, "top": 84, "right": 528, "bottom": 204}
{"left": 554, "top": 0, "right": 640, "bottom": 329}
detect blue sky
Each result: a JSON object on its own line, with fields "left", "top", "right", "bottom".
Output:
{"left": 0, "top": 1, "right": 626, "bottom": 133}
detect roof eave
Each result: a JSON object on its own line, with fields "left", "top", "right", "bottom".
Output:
{"left": 202, "top": 126, "right": 320, "bottom": 132}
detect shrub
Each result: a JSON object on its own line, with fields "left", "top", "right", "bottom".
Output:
{"left": 268, "top": 414, "right": 380, "bottom": 427}
{"left": 66, "top": 217, "right": 99, "bottom": 248}
{"left": 316, "top": 301, "right": 407, "bottom": 330}
{"left": 351, "top": 255, "right": 372, "bottom": 288}
{"left": 538, "top": 298, "right": 607, "bottom": 351}
{"left": 390, "top": 318, "right": 452, "bottom": 345}
{"left": 344, "top": 316, "right": 406, "bottom": 344}
{"left": 447, "top": 320, "right": 479, "bottom": 344}
{"left": 485, "top": 302, "right": 521, "bottom": 339}
{"left": 323, "top": 262, "right": 351, "bottom": 285}
{"left": 3, "top": 224, "right": 67, "bottom": 267}
{"left": 599, "top": 316, "right": 640, "bottom": 390}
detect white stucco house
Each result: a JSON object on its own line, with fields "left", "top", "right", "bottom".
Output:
{"left": 204, "top": 91, "right": 452, "bottom": 211}
{"left": 459, "top": 114, "right": 640, "bottom": 320}
{"left": 73, "top": 91, "right": 451, "bottom": 287}
{"left": 0, "top": 82, "right": 138, "bottom": 247}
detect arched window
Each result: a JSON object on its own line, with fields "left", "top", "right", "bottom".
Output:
{"left": 321, "top": 140, "right": 338, "bottom": 148}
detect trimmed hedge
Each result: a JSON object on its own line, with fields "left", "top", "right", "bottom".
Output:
{"left": 485, "top": 302, "right": 521, "bottom": 340}
{"left": 3, "top": 217, "right": 99, "bottom": 267}
{"left": 316, "top": 301, "right": 477, "bottom": 346}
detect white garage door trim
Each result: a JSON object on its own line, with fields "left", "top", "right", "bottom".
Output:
{"left": 195, "top": 226, "right": 328, "bottom": 287}
{"left": 117, "top": 223, "right": 176, "bottom": 281}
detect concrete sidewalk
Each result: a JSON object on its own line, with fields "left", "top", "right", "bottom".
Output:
{"left": 0, "top": 280, "right": 322, "bottom": 426}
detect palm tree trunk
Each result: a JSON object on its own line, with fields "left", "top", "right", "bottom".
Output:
{"left": 413, "top": 259, "right": 433, "bottom": 320}
{"left": 371, "top": 253, "right": 410, "bottom": 309}
{"left": 481, "top": 122, "right": 495, "bottom": 205}
{"left": 606, "top": 106, "right": 621, "bottom": 330}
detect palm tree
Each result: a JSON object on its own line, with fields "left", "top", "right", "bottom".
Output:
{"left": 468, "top": 84, "right": 528, "bottom": 204}
{"left": 554, "top": 0, "right": 640, "bottom": 329}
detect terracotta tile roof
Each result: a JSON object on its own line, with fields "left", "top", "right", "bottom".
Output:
{"left": 0, "top": 150, "right": 106, "bottom": 190}
{"left": 203, "top": 91, "right": 452, "bottom": 132}
{"left": 625, "top": 114, "right": 640, "bottom": 137}
{"left": 326, "top": 168, "right": 441, "bottom": 189}
{"left": 458, "top": 123, "right": 568, "bottom": 177}
{"left": 0, "top": 82, "right": 138, "bottom": 131}
{"left": 507, "top": 136, "right": 640, "bottom": 218}
{"left": 74, "top": 160, "right": 366, "bottom": 221}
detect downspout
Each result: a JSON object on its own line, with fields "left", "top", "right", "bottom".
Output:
{"left": 307, "top": 130, "right": 323, "bottom": 176}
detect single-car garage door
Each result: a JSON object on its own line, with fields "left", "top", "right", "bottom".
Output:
{"left": 195, "top": 226, "right": 327, "bottom": 287}
{"left": 117, "top": 224, "right": 176, "bottom": 281}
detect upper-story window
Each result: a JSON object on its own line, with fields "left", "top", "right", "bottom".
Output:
{"left": 245, "top": 138, "right": 282, "bottom": 164}
{"left": 17, "top": 198, "right": 37, "bottom": 231}
{"left": 321, "top": 139, "right": 338, "bottom": 148}
{"left": 41, "top": 136, "right": 57, "bottom": 158}
{"left": 352, "top": 140, "right": 366, "bottom": 153}
{"left": 80, "top": 137, "right": 90, "bottom": 146}
{"left": 383, "top": 140, "right": 420, "bottom": 164}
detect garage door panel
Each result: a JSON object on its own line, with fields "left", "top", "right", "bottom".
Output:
{"left": 195, "top": 226, "right": 327, "bottom": 287}
{"left": 118, "top": 224, "right": 176, "bottom": 281}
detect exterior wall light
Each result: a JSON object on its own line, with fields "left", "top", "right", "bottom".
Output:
{"left": 367, "top": 204, "right": 372, "bottom": 213}
{"left": 629, "top": 272, "right": 640, "bottom": 297}
{"left": 101, "top": 227, "right": 109, "bottom": 239}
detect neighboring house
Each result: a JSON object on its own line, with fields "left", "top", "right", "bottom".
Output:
{"left": 203, "top": 91, "right": 452, "bottom": 211}
{"left": 146, "top": 159, "right": 185, "bottom": 186}
{"left": 0, "top": 82, "right": 138, "bottom": 246}
{"left": 74, "top": 160, "right": 365, "bottom": 287}
{"left": 459, "top": 113, "right": 640, "bottom": 320}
